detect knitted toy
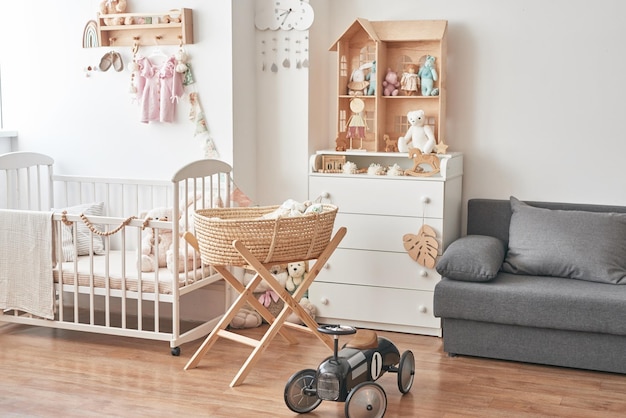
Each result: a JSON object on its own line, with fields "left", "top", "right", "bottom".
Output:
{"left": 397, "top": 109, "right": 436, "bottom": 154}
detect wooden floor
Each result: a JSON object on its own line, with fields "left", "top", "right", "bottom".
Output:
{"left": 1, "top": 322, "right": 625, "bottom": 417}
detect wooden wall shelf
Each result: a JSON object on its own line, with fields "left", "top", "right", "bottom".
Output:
{"left": 97, "top": 8, "right": 193, "bottom": 47}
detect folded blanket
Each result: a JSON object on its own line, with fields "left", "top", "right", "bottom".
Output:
{"left": 0, "top": 209, "right": 55, "bottom": 319}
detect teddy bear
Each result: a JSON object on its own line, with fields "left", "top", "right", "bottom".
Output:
{"left": 285, "top": 261, "right": 317, "bottom": 325}
{"left": 418, "top": 55, "right": 438, "bottom": 96}
{"left": 397, "top": 109, "right": 436, "bottom": 154}
{"left": 139, "top": 207, "right": 173, "bottom": 272}
{"left": 165, "top": 192, "right": 216, "bottom": 273}
{"left": 230, "top": 264, "right": 289, "bottom": 329}
{"left": 365, "top": 60, "right": 376, "bottom": 96}
{"left": 99, "top": 0, "right": 128, "bottom": 26}
{"left": 382, "top": 68, "right": 400, "bottom": 96}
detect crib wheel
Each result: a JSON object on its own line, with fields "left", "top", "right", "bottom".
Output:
{"left": 171, "top": 347, "right": 181, "bottom": 356}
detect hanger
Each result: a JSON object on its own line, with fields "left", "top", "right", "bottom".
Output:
{"left": 149, "top": 36, "right": 168, "bottom": 63}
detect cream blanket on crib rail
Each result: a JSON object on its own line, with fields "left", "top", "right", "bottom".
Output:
{"left": 0, "top": 209, "right": 55, "bottom": 319}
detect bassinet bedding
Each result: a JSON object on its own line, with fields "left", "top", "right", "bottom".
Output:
{"left": 54, "top": 251, "right": 213, "bottom": 295}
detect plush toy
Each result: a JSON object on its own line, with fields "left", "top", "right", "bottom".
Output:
{"left": 230, "top": 264, "right": 289, "bottom": 329}
{"left": 397, "top": 110, "right": 436, "bottom": 154}
{"left": 365, "top": 61, "right": 376, "bottom": 96}
{"left": 418, "top": 55, "right": 438, "bottom": 96}
{"left": 285, "top": 261, "right": 316, "bottom": 325}
{"left": 166, "top": 192, "right": 218, "bottom": 273}
{"left": 99, "top": 0, "right": 128, "bottom": 26}
{"left": 139, "top": 207, "right": 173, "bottom": 272}
{"left": 347, "top": 63, "right": 371, "bottom": 96}
{"left": 382, "top": 68, "right": 400, "bottom": 96}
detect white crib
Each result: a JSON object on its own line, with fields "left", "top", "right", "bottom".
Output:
{"left": 0, "top": 151, "right": 233, "bottom": 355}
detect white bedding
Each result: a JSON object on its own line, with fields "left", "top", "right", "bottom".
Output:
{"left": 54, "top": 251, "right": 212, "bottom": 295}
{"left": 0, "top": 209, "right": 55, "bottom": 319}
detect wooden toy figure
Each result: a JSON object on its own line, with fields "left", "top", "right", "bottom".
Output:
{"left": 346, "top": 98, "right": 367, "bottom": 150}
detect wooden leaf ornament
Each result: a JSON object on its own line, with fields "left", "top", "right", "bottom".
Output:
{"left": 403, "top": 224, "right": 439, "bottom": 268}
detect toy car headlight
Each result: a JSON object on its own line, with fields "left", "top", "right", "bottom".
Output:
{"left": 317, "top": 372, "right": 340, "bottom": 401}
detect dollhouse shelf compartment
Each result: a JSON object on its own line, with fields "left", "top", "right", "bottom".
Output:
{"left": 97, "top": 8, "right": 193, "bottom": 47}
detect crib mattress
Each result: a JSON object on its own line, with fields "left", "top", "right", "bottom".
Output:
{"left": 53, "top": 251, "right": 211, "bottom": 295}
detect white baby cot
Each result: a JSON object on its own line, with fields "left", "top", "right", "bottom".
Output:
{"left": 0, "top": 151, "right": 233, "bottom": 355}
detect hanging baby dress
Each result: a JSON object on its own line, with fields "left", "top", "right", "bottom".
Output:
{"left": 134, "top": 55, "right": 184, "bottom": 123}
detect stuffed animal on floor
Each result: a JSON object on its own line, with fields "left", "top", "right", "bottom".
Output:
{"left": 397, "top": 109, "right": 436, "bottom": 154}
{"left": 230, "top": 264, "right": 289, "bottom": 329}
{"left": 139, "top": 207, "right": 173, "bottom": 272}
{"left": 285, "top": 261, "right": 317, "bottom": 325}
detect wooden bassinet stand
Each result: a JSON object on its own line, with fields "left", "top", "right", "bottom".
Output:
{"left": 183, "top": 214, "right": 346, "bottom": 387}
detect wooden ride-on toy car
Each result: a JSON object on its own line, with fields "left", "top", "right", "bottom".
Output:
{"left": 284, "top": 325, "right": 415, "bottom": 417}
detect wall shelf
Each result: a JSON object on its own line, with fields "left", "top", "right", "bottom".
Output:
{"left": 97, "top": 8, "right": 193, "bottom": 47}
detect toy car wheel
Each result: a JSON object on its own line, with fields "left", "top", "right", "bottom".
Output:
{"left": 284, "top": 368, "right": 321, "bottom": 414}
{"left": 345, "top": 382, "right": 387, "bottom": 418}
{"left": 397, "top": 350, "right": 415, "bottom": 394}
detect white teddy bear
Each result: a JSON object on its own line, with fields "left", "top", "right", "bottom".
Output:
{"left": 139, "top": 207, "right": 173, "bottom": 272}
{"left": 397, "top": 109, "right": 436, "bottom": 154}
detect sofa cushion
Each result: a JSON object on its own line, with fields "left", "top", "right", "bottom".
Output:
{"left": 502, "top": 196, "right": 626, "bottom": 284}
{"left": 436, "top": 235, "right": 505, "bottom": 282}
{"left": 434, "top": 273, "right": 626, "bottom": 336}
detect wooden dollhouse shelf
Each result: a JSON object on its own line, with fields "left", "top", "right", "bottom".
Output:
{"left": 97, "top": 8, "right": 193, "bottom": 47}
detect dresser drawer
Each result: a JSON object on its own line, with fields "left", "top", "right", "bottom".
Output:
{"left": 336, "top": 213, "right": 443, "bottom": 253}
{"left": 319, "top": 248, "right": 440, "bottom": 291}
{"left": 310, "top": 176, "right": 444, "bottom": 218}
{"left": 309, "top": 282, "right": 440, "bottom": 329}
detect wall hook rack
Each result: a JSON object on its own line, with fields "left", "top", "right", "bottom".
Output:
{"left": 97, "top": 8, "right": 194, "bottom": 47}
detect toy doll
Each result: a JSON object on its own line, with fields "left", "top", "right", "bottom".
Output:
{"left": 400, "top": 64, "right": 419, "bottom": 96}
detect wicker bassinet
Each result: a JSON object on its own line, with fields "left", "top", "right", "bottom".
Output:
{"left": 193, "top": 204, "right": 338, "bottom": 266}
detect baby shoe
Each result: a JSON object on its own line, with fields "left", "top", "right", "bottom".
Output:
{"left": 99, "top": 51, "right": 112, "bottom": 71}
{"left": 112, "top": 51, "right": 124, "bottom": 72}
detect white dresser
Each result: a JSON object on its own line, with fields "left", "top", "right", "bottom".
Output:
{"left": 308, "top": 151, "right": 463, "bottom": 336}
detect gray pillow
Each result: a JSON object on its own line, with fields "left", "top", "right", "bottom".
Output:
{"left": 436, "top": 235, "right": 506, "bottom": 282}
{"left": 502, "top": 196, "right": 626, "bottom": 284}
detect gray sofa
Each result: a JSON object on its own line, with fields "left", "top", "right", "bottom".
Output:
{"left": 433, "top": 197, "right": 626, "bottom": 374}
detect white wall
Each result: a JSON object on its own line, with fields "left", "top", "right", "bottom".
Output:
{"left": 315, "top": 0, "right": 626, "bottom": 207}
{"left": 2, "top": 0, "right": 626, "bottom": 213}
{"left": 0, "top": 0, "right": 235, "bottom": 181}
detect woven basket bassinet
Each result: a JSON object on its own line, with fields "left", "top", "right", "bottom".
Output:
{"left": 193, "top": 204, "right": 338, "bottom": 266}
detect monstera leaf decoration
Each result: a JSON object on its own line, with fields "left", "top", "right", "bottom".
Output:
{"left": 403, "top": 224, "right": 439, "bottom": 268}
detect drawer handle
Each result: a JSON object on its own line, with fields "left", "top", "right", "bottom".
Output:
{"left": 320, "top": 191, "right": 330, "bottom": 199}
{"left": 320, "top": 297, "right": 329, "bottom": 305}
{"left": 419, "top": 270, "right": 428, "bottom": 278}
{"left": 418, "top": 305, "right": 428, "bottom": 314}
{"left": 421, "top": 196, "right": 431, "bottom": 204}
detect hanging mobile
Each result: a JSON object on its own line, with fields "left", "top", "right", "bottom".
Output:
{"left": 271, "top": 37, "right": 279, "bottom": 73}
{"left": 301, "top": 35, "right": 309, "bottom": 68}
{"left": 295, "top": 37, "right": 302, "bottom": 69}
{"left": 282, "top": 37, "right": 291, "bottom": 68}
{"left": 261, "top": 39, "right": 267, "bottom": 72}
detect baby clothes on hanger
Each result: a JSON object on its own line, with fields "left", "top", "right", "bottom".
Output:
{"left": 133, "top": 55, "right": 184, "bottom": 123}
